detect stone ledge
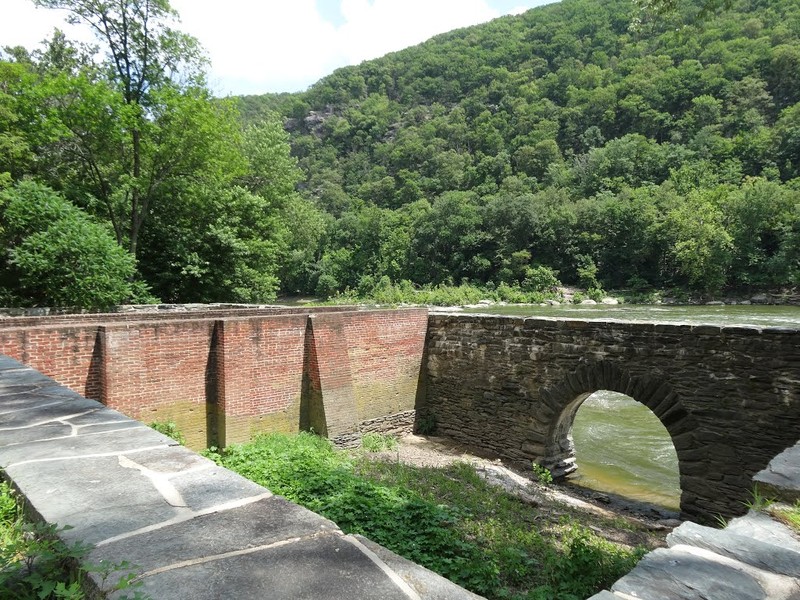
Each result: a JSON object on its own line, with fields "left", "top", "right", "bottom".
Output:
{"left": 753, "top": 442, "right": 800, "bottom": 504}
{"left": 588, "top": 484, "right": 800, "bottom": 599}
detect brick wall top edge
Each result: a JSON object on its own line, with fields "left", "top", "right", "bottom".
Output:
{"left": 0, "top": 305, "right": 361, "bottom": 328}
{"left": 309, "top": 307, "right": 428, "bottom": 320}
{"left": 0, "top": 305, "right": 428, "bottom": 330}
{"left": 426, "top": 313, "right": 799, "bottom": 335}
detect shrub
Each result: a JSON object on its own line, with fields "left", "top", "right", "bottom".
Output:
{"left": 0, "top": 181, "right": 153, "bottom": 308}
{"left": 522, "top": 265, "right": 561, "bottom": 293}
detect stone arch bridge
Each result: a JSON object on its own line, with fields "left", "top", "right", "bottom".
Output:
{"left": 424, "top": 313, "right": 800, "bottom": 521}
{"left": 1, "top": 307, "right": 798, "bottom": 521}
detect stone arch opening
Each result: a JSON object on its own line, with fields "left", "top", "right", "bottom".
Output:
{"left": 572, "top": 391, "right": 680, "bottom": 510}
{"left": 540, "top": 361, "right": 697, "bottom": 517}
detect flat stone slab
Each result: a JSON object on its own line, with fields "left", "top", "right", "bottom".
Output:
{"left": 123, "top": 534, "right": 415, "bottom": 600}
{"left": 0, "top": 424, "right": 176, "bottom": 467}
{"left": 611, "top": 544, "right": 800, "bottom": 600}
{"left": 88, "top": 497, "right": 335, "bottom": 583}
{"left": 353, "top": 535, "right": 484, "bottom": 600}
{"left": 726, "top": 511, "right": 800, "bottom": 550}
{"left": 754, "top": 442, "right": 800, "bottom": 503}
{"left": 0, "top": 355, "right": 478, "bottom": 600}
{"left": 668, "top": 521, "right": 800, "bottom": 578}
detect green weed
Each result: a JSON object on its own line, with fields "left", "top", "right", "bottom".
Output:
{"left": 216, "top": 432, "right": 646, "bottom": 600}
{"left": 532, "top": 463, "right": 553, "bottom": 485}
{"left": 744, "top": 485, "right": 774, "bottom": 512}
{"left": 149, "top": 421, "right": 186, "bottom": 446}
{"left": 361, "top": 432, "right": 399, "bottom": 452}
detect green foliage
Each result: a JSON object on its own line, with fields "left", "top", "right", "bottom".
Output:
{"left": 360, "top": 433, "right": 399, "bottom": 453}
{"left": 149, "top": 421, "right": 186, "bottom": 446}
{"left": 522, "top": 265, "right": 560, "bottom": 294}
{"left": 531, "top": 463, "right": 553, "bottom": 485}
{"left": 0, "top": 181, "right": 152, "bottom": 308}
{"left": 216, "top": 433, "right": 646, "bottom": 600}
{"left": 0, "top": 478, "right": 147, "bottom": 599}
{"left": 542, "top": 524, "right": 645, "bottom": 598}
{"left": 329, "top": 278, "right": 558, "bottom": 307}
{"left": 29, "top": 0, "right": 223, "bottom": 258}
{"left": 6, "top": 0, "right": 800, "bottom": 302}
{"left": 237, "top": 0, "right": 800, "bottom": 299}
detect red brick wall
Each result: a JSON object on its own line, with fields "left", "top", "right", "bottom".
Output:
{"left": 307, "top": 313, "right": 358, "bottom": 439}
{"left": 218, "top": 315, "right": 308, "bottom": 445}
{"left": 103, "top": 320, "right": 216, "bottom": 446}
{"left": 0, "top": 325, "right": 103, "bottom": 400}
{"left": 341, "top": 309, "right": 428, "bottom": 422}
{"left": 0, "top": 307, "right": 429, "bottom": 449}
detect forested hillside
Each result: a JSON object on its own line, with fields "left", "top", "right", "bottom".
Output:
{"left": 1, "top": 0, "right": 799, "bottom": 308}
{"left": 245, "top": 0, "right": 800, "bottom": 299}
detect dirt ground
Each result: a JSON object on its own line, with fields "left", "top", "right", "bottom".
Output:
{"left": 363, "top": 434, "right": 681, "bottom": 550}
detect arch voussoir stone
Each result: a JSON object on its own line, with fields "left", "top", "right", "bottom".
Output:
{"left": 539, "top": 359, "right": 701, "bottom": 516}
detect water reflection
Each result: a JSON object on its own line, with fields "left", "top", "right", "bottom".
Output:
{"left": 571, "top": 390, "right": 680, "bottom": 510}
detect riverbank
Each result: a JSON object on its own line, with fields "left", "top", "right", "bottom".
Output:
{"left": 1, "top": 284, "right": 798, "bottom": 318}
{"left": 213, "top": 431, "right": 669, "bottom": 599}
{"left": 368, "top": 433, "right": 681, "bottom": 530}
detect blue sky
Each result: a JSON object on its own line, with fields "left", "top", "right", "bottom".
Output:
{"left": 3, "top": 0, "right": 556, "bottom": 96}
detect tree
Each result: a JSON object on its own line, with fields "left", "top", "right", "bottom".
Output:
{"left": 0, "top": 61, "right": 36, "bottom": 184}
{"left": 33, "top": 0, "right": 242, "bottom": 257}
{"left": 659, "top": 190, "right": 733, "bottom": 293}
{"left": 0, "top": 180, "right": 148, "bottom": 307}
{"left": 135, "top": 113, "right": 303, "bottom": 302}
{"left": 410, "top": 192, "right": 486, "bottom": 284}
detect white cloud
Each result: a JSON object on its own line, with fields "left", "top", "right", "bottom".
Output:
{"left": 174, "top": 0, "right": 504, "bottom": 96}
{"left": 3, "top": 0, "right": 552, "bottom": 96}
{"left": 170, "top": 0, "right": 342, "bottom": 95}
{"left": 1, "top": 0, "right": 90, "bottom": 50}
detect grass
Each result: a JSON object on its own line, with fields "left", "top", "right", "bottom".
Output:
{"left": 743, "top": 485, "right": 774, "bottom": 512}
{"left": 207, "top": 432, "right": 648, "bottom": 600}
{"left": 772, "top": 501, "right": 800, "bottom": 533}
{"left": 360, "top": 432, "right": 399, "bottom": 452}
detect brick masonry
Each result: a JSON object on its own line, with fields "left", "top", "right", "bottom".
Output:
{"left": 0, "top": 307, "right": 428, "bottom": 449}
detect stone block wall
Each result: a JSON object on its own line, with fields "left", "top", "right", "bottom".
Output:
{"left": 422, "top": 314, "right": 800, "bottom": 520}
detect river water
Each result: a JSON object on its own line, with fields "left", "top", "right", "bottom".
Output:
{"left": 458, "top": 304, "right": 800, "bottom": 510}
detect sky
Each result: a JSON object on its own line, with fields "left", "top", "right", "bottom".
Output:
{"left": 1, "top": 0, "right": 555, "bottom": 96}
